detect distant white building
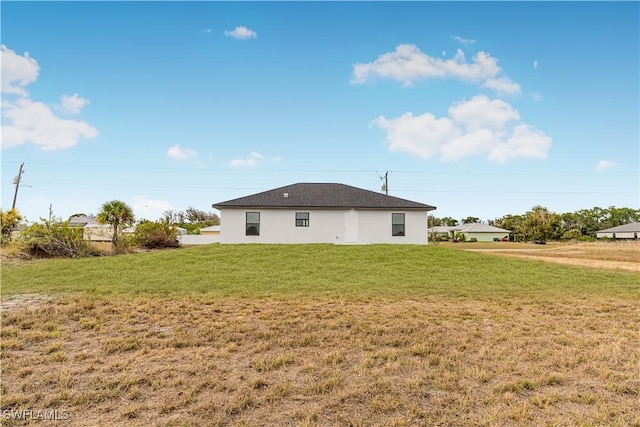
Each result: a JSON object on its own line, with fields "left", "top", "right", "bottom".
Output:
{"left": 199, "top": 225, "right": 220, "bottom": 235}
{"left": 428, "top": 223, "right": 511, "bottom": 242}
{"left": 596, "top": 222, "right": 640, "bottom": 240}
{"left": 213, "top": 183, "right": 436, "bottom": 245}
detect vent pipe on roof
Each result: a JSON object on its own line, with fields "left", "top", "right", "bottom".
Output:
{"left": 283, "top": 193, "right": 289, "bottom": 198}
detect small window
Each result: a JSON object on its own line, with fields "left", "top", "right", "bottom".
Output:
{"left": 392, "top": 213, "right": 405, "bottom": 236}
{"left": 296, "top": 212, "right": 309, "bottom": 227}
{"left": 246, "top": 212, "right": 260, "bottom": 236}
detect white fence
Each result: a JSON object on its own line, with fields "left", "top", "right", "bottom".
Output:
{"left": 178, "top": 235, "right": 220, "bottom": 245}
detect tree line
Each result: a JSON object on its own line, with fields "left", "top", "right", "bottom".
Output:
{"left": 429, "top": 205, "right": 640, "bottom": 243}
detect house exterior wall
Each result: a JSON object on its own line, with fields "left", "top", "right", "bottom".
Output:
{"left": 464, "top": 232, "right": 509, "bottom": 242}
{"left": 219, "top": 208, "right": 427, "bottom": 244}
{"left": 83, "top": 225, "right": 112, "bottom": 242}
{"left": 200, "top": 230, "right": 220, "bottom": 235}
{"left": 596, "top": 231, "right": 638, "bottom": 239}
{"left": 81, "top": 225, "right": 135, "bottom": 242}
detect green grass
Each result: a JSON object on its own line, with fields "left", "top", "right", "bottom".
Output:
{"left": 2, "top": 244, "right": 638, "bottom": 299}
{"left": 2, "top": 244, "right": 639, "bottom": 426}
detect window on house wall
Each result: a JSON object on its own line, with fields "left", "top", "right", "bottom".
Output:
{"left": 246, "top": 212, "right": 260, "bottom": 236}
{"left": 392, "top": 213, "right": 405, "bottom": 236}
{"left": 296, "top": 212, "right": 309, "bottom": 227}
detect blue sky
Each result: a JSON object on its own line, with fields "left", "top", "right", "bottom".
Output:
{"left": 2, "top": 1, "right": 638, "bottom": 223}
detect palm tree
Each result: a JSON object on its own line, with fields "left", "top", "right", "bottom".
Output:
{"left": 96, "top": 200, "right": 134, "bottom": 248}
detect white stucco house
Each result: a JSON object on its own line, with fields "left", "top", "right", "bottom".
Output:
{"left": 428, "top": 223, "right": 511, "bottom": 242}
{"left": 212, "top": 183, "right": 436, "bottom": 245}
{"left": 596, "top": 222, "right": 640, "bottom": 240}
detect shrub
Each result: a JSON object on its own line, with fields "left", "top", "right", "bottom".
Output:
{"left": 20, "top": 221, "right": 97, "bottom": 258}
{"left": 134, "top": 221, "right": 180, "bottom": 249}
{"left": 1, "top": 209, "right": 22, "bottom": 245}
{"left": 562, "top": 229, "right": 582, "bottom": 241}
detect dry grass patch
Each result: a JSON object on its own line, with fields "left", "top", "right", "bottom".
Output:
{"left": 459, "top": 241, "right": 640, "bottom": 272}
{"left": 2, "top": 293, "right": 639, "bottom": 426}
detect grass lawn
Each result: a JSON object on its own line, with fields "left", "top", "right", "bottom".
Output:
{"left": 1, "top": 244, "right": 639, "bottom": 426}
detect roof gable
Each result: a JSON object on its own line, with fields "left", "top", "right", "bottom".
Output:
{"left": 598, "top": 222, "right": 640, "bottom": 233}
{"left": 68, "top": 215, "right": 99, "bottom": 227}
{"left": 213, "top": 183, "right": 436, "bottom": 211}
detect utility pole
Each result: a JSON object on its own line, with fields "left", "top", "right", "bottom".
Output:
{"left": 49, "top": 204, "right": 53, "bottom": 222}
{"left": 381, "top": 171, "right": 389, "bottom": 195}
{"left": 11, "top": 162, "right": 25, "bottom": 210}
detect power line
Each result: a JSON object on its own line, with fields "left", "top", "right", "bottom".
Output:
{"left": 5, "top": 162, "right": 637, "bottom": 177}
{"left": 18, "top": 181, "right": 638, "bottom": 195}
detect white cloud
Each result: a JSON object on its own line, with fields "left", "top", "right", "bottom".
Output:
{"left": 167, "top": 144, "right": 198, "bottom": 160}
{"left": 488, "top": 124, "right": 552, "bottom": 164}
{"left": 595, "top": 160, "right": 619, "bottom": 171}
{"left": 58, "top": 94, "right": 90, "bottom": 114}
{"left": 132, "top": 196, "right": 175, "bottom": 221}
{"left": 351, "top": 44, "right": 521, "bottom": 94}
{"left": 1, "top": 45, "right": 97, "bottom": 150}
{"left": 1, "top": 45, "right": 40, "bottom": 96}
{"left": 531, "top": 92, "right": 543, "bottom": 102}
{"left": 449, "top": 95, "right": 520, "bottom": 130}
{"left": 202, "top": 28, "right": 212, "bottom": 33}
{"left": 453, "top": 35, "right": 476, "bottom": 45}
{"left": 2, "top": 98, "right": 98, "bottom": 150}
{"left": 372, "top": 95, "right": 551, "bottom": 164}
{"left": 481, "top": 77, "right": 521, "bottom": 95}
{"left": 533, "top": 60, "right": 538, "bottom": 70}
{"left": 229, "top": 151, "right": 264, "bottom": 167}
{"left": 224, "top": 26, "right": 257, "bottom": 40}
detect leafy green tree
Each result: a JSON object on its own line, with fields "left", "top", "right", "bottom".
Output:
{"left": 440, "top": 216, "right": 459, "bottom": 226}
{"left": 461, "top": 216, "right": 480, "bottom": 224}
{"left": 496, "top": 214, "right": 524, "bottom": 241}
{"left": 522, "top": 205, "right": 561, "bottom": 243}
{"left": 185, "top": 206, "right": 220, "bottom": 223}
{"left": 1, "top": 209, "right": 23, "bottom": 244}
{"left": 96, "top": 200, "right": 135, "bottom": 248}
{"left": 603, "top": 206, "right": 640, "bottom": 228}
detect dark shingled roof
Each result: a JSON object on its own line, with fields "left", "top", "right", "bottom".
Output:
{"left": 213, "top": 183, "right": 436, "bottom": 211}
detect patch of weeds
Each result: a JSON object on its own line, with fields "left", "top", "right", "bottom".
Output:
{"left": 307, "top": 370, "right": 341, "bottom": 395}
{"left": 495, "top": 380, "right": 536, "bottom": 394}
{"left": 225, "top": 392, "right": 255, "bottom": 415}
{"left": 102, "top": 337, "right": 140, "bottom": 354}
{"left": 265, "top": 381, "right": 290, "bottom": 403}
{"left": 251, "top": 352, "right": 295, "bottom": 372}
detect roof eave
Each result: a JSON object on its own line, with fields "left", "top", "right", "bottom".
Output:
{"left": 213, "top": 204, "right": 436, "bottom": 211}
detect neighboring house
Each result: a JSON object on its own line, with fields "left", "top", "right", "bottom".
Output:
{"left": 69, "top": 215, "right": 111, "bottom": 242}
{"left": 596, "top": 222, "right": 640, "bottom": 240}
{"left": 68, "top": 215, "right": 134, "bottom": 242}
{"left": 200, "top": 225, "right": 220, "bottom": 235}
{"left": 428, "top": 223, "right": 511, "bottom": 242}
{"left": 212, "top": 183, "right": 436, "bottom": 245}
